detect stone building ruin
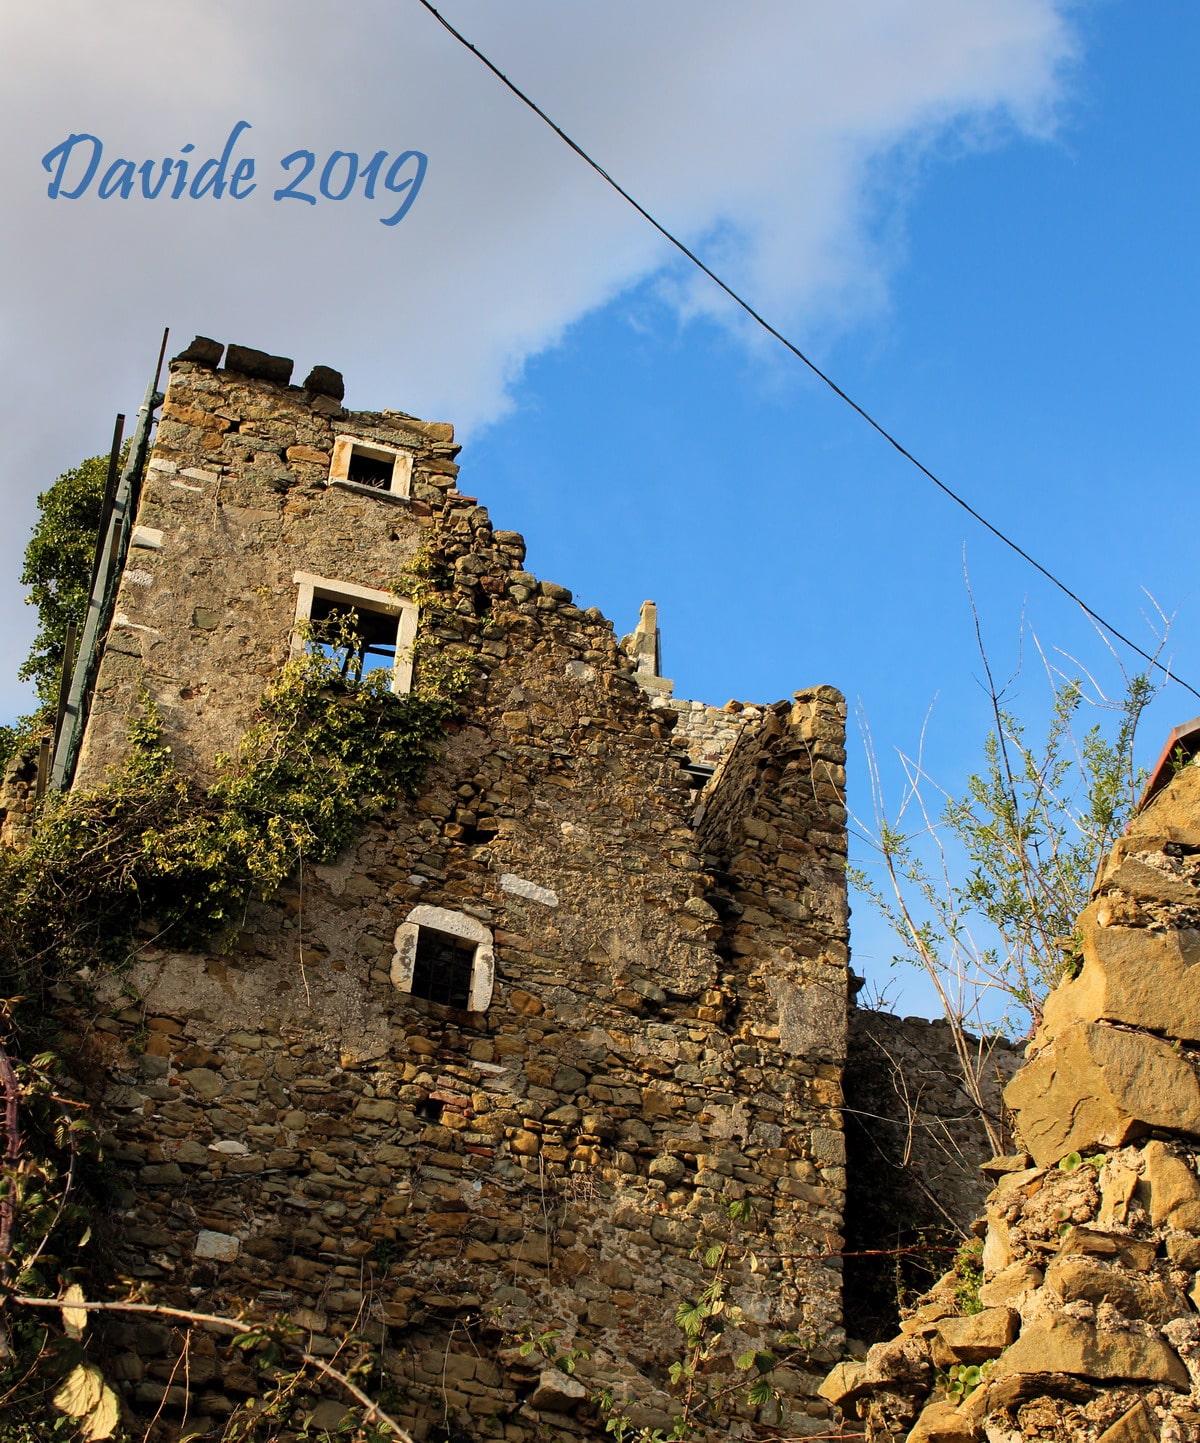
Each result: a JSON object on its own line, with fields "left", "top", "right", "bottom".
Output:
{"left": 28, "top": 323, "right": 1200, "bottom": 1443}
{"left": 31, "top": 336, "right": 860, "bottom": 1439}
{"left": 0, "top": 335, "right": 1028, "bottom": 1441}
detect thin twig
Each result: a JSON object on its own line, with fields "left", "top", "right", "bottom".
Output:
{"left": 9, "top": 1295, "right": 415, "bottom": 1442}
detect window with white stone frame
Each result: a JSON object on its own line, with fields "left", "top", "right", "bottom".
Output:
{"left": 392, "top": 906, "right": 495, "bottom": 1013}
{"left": 329, "top": 435, "right": 413, "bottom": 498}
{"left": 292, "top": 571, "right": 418, "bottom": 695}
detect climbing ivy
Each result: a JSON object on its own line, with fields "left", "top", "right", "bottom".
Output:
{"left": 0, "top": 617, "right": 466, "bottom": 1438}
{"left": 0, "top": 624, "right": 466, "bottom": 1006}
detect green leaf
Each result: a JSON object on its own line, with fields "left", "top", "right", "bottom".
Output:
{"left": 747, "top": 1379, "right": 774, "bottom": 1407}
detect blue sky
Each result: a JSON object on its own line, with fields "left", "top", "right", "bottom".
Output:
{"left": 1, "top": 1, "right": 1196, "bottom": 1017}
{"left": 458, "top": 1, "right": 1199, "bottom": 1015}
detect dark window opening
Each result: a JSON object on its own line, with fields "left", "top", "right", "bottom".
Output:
{"left": 346, "top": 447, "right": 395, "bottom": 490}
{"left": 411, "top": 928, "right": 475, "bottom": 1009}
{"left": 308, "top": 596, "right": 396, "bottom": 682}
{"left": 679, "top": 758, "right": 716, "bottom": 789}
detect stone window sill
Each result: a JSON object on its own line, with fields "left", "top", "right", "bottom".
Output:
{"left": 324, "top": 478, "right": 411, "bottom": 505}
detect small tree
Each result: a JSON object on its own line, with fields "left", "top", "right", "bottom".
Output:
{"left": 852, "top": 617, "right": 1159, "bottom": 1154}
{"left": 0, "top": 453, "right": 110, "bottom": 767}
{"left": 18, "top": 454, "right": 109, "bottom": 707}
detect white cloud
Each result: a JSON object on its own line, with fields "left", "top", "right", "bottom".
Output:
{"left": 0, "top": 0, "right": 1073, "bottom": 714}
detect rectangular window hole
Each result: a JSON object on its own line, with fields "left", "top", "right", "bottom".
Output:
{"left": 308, "top": 595, "right": 397, "bottom": 682}
{"left": 346, "top": 447, "right": 395, "bottom": 490}
{"left": 411, "top": 928, "right": 476, "bottom": 1009}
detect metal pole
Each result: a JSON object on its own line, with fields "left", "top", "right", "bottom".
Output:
{"left": 49, "top": 329, "right": 169, "bottom": 792}
{"left": 85, "top": 413, "right": 126, "bottom": 605}
{"left": 50, "top": 620, "right": 78, "bottom": 756}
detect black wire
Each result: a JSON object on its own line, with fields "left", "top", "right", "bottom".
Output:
{"left": 413, "top": 0, "right": 1198, "bottom": 702}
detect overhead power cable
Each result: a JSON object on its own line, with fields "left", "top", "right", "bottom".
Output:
{"left": 414, "top": 0, "right": 1198, "bottom": 701}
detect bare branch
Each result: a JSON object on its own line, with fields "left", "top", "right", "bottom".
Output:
{"left": 8, "top": 1295, "right": 415, "bottom": 1443}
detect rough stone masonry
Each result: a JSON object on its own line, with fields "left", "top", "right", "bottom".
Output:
{"left": 823, "top": 745, "right": 1200, "bottom": 1442}
{"left": 56, "top": 337, "right": 856, "bottom": 1439}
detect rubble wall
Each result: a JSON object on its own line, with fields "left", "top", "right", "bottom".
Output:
{"left": 65, "top": 346, "right": 852, "bottom": 1441}
{"left": 823, "top": 760, "right": 1200, "bottom": 1442}
{"left": 74, "top": 360, "right": 466, "bottom": 786}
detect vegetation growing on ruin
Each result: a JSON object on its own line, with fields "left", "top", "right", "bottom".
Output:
{"left": 0, "top": 473, "right": 470, "bottom": 1437}
{"left": 515, "top": 1199, "right": 822, "bottom": 1441}
{"left": 0, "top": 453, "right": 115, "bottom": 766}
{"left": 856, "top": 663, "right": 1153, "bottom": 1040}
{"left": 0, "top": 635, "right": 467, "bottom": 1437}
{"left": 852, "top": 605, "right": 1157, "bottom": 1164}
{"left": 0, "top": 641, "right": 462, "bottom": 991}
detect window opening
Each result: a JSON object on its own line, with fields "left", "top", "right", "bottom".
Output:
{"left": 679, "top": 759, "right": 716, "bottom": 789}
{"left": 329, "top": 437, "right": 413, "bottom": 498}
{"left": 292, "top": 572, "right": 418, "bottom": 695}
{"left": 347, "top": 448, "right": 395, "bottom": 490}
{"left": 392, "top": 905, "right": 495, "bottom": 1013}
{"left": 410, "top": 927, "right": 476, "bottom": 1008}
{"left": 308, "top": 595, "right": 396, "bottom": 684}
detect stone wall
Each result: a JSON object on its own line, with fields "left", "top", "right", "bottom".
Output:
{"left": 63, "top": 340, "right": 852, "bottom": 1441}
{"left": 842, "top": 1012, "right": 1021, "bottom": 1344}
{"left": 0, "top": 742, "right": 39, "bottom": 845}
{"left": 823, "top": 758, "right": 1200, "bottom": 1442}
{"left": 654, "top": 695, "right": 761, "bottom": 774}
{"left": 73, "top": 356, "right": 467, "bottom": 787}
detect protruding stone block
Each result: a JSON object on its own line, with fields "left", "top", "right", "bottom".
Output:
{"left": 931, "top": 1308, "right": 1018, "bottom": 1367}
{"left": 908, "top": 1400, "right": 983, "bottom": 1443}
{"left": 302, "top": 364, "right": 345, "bottom": 400}
{"left": 1056, "top": 1225, "right": 1154, "bottom": 1271}
{"left": 816, "top": 1335, "right": 932, "bottom": 1406}
{"left": 172, "top": 336, "right": 223, "bottom": 366}
{"left": 1097, "top": 1401, "right": 1162, "bottom": 1443}
{"left": 1043, "top": 914, "right": 1200, "bottom": 1043}
{"left": 527, "top": 1368, "right": 586, "bottom": 1412}
{"left": 1043, "top": 1254, "right": 1188, "bottom": 1324}
{"left": 1138, "top": 1139, "right": 1200, "bottom": 1227}
{"left": 816, "top": 1360, "right": 866, "bottom": 1407}
{"left": 977, "top": 1262, "right": 1042, "bottom": 1308}
{"left": 989, "top": 1316, "right": 1188, "bottom": 1388}
{"left": 1005, "top": 1021, "right": 1200, "bottom": 1166}
{"left": 195, "top": 1230, "right": 239, "bottom": 1262}
{"left": 224, "top": 344, "right": 293, "bottom": 385}
{"left": 1126, "top": 763, "right": 1200, "bottom": 848}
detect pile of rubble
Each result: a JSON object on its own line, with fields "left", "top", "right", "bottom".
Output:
{"left": 822, "top": 762, "right": 1200, "bottom": 1442}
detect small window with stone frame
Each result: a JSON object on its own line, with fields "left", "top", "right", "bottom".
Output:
{"left": 292, "top": 572, "right": 418, "bottom": 695}
{"left": 391, "top": 905, "right": 495, "bottom": 1014}
{"left": 329, "top": 436, "right": 413, "bottom": 498}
